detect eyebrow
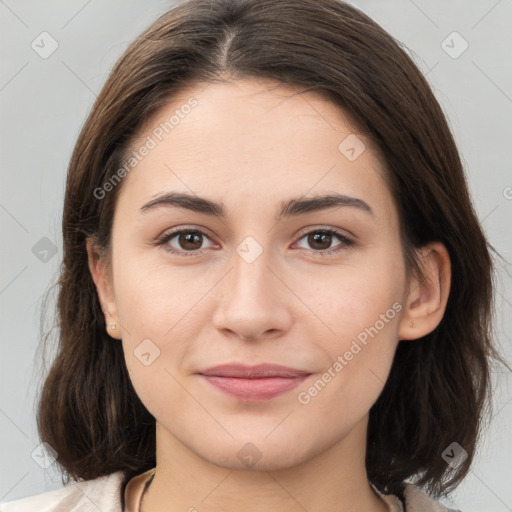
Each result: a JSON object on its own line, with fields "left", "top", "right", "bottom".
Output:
{"left": 139, "top": 191, "right": 374, "bottom": 220}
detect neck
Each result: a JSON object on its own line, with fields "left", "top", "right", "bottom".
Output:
{"left": 142, "top": 416, "right": 389, "bottom": 512}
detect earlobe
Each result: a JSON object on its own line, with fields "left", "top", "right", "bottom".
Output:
{"left": 85, "top": 237, "right": 122, "bottom": 340}
{"left": 398, "top": 242, "right": 451, "bottom": 341}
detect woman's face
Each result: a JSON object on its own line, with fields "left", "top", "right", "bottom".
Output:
{"left": 93, "top": 78, "right": 412, "bottom": 470}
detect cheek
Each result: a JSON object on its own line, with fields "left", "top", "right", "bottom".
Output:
{"left": 113, "top": 252, "right": 208, "bottom": 335}
{"left": 298, "top": 252, "right": 405, "bottom": 396}
{"left": 113, "top": 260, "right": 214, "bottom": 408}
{"left": 295, "top": 294, "right": 402, "bottom": 432}
{"left": 299, "top": 253, "right": 404, "bottom": 336}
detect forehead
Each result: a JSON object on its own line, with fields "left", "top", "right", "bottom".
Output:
{"left": 115, "top": 78, "right": 395, "bottom": 225}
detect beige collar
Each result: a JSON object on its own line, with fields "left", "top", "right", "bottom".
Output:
{"left": 124, "top": 468, "right": 156, "bottom": 512}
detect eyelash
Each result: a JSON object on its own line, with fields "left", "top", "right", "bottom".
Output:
{"left": 155, "top": 227, "right": 355, "bottom": 258}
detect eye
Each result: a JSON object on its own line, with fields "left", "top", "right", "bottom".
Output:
{"left": 156, "top": 228, "right": 215, "bottom": 256}
{"left": 155, "top": 227, "right": 355, "bottom": 258}
{"left": 294, "top": 228, "right": 355, "bottom": 256}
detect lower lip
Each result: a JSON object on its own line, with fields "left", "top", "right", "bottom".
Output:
{"left": 199, "top": 374, "right": 310, "bottom": 401}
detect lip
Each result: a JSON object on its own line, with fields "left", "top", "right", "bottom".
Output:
{"left": 197, "top": 363, "right": 312, "bottom": 401}
{"left": 199, "top": 363, "right": 311, "bottom": 378}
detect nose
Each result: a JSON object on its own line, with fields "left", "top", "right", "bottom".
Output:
{"left": 212, "top": 247, "right": 293, "bottom": 342}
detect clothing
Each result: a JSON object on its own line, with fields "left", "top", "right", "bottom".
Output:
{"left": 0, "top": 468, "right": 461, "bottom": 511}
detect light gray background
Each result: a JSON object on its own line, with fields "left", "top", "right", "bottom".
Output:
{"left": 1, "top": 0, "right": 511, "bottom": 510}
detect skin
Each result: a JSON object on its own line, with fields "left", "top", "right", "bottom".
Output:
{"left": 87, "top": 78, "right": 451, "bottom": 512}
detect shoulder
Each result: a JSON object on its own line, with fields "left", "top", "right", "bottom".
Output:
{"left": 403, "top": 483, "right": 462, "bottom": 512}
{"left": 0, "top": 471, "right": 126, "bottom": 512}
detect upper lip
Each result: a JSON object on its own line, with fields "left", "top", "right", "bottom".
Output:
{"left": 198, "top": 363, "right": 311, "bottom": 378}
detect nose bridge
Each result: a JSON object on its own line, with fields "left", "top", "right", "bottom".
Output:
{"left": 229, "top": 234, "right": 276, "bottom": 303}
{"left": 212, "top": 234, "right": 292, "bottom": 340}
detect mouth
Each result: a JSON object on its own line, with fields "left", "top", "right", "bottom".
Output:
{"left": 197, "top": 363, "right": 312, "bottom": 401}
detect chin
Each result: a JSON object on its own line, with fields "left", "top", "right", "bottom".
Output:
{"left": 196, "top": 434, "right": 318, "bottom": 472}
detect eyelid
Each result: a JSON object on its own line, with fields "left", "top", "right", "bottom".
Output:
{"left": 294, "top": 224, "right": 355, "bottom": 242}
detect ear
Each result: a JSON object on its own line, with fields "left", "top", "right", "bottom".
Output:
{"left": 86, "top": 237, "right": 122, "bottom": 340}
{"left": 398, "top": 241, "right": 451, "bottom": 340}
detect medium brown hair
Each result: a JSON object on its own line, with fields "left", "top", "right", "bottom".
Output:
{"left": 37, "top": 0, "right": 507, "bottom": 500}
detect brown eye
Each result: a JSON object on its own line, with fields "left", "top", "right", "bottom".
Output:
{"left": 177, "top": 231, "right": 203, "bottom": 250}
{"left": 295, "top": 228, "right": 354, "bottom": 255}
{"left": 158, "top": 229, "right": 214, "bottom": 256}
{"left": 307, "top": 232, "right": 334, "bottom": 250}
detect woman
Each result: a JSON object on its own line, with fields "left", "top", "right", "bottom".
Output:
{"left": 1, "top": 0, "right": 506, "bottom": 510}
